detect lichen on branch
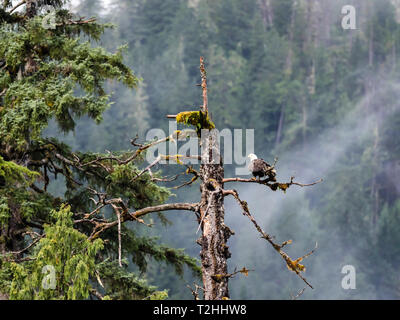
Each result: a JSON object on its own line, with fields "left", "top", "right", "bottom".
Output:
{"left": 176, "top": 111, "right": 215, "bottom": 135}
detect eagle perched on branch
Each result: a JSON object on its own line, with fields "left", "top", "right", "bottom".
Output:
{"left": 247, "top": 153, "right": 277, "bottom": 182}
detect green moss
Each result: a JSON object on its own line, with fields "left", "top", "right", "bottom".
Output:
{"left": 176, "top": 111, "right": 215, "bottom": 134}
{"left": 0, "top": 156, "right": 39, "bottom": 186}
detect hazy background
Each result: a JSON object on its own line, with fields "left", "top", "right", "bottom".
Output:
{"left": 49, "top": 0, "right": 400, "bottom": 299}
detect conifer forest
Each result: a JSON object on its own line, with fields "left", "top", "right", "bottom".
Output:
{"left": 1, "top": 0, "right": 400, "bottom": 301}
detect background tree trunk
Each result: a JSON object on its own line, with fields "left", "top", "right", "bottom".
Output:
{"left": 258, "top": 0, "right": 273, "bottom": 29}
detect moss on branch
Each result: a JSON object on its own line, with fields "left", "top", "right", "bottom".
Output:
{"left": 176, "top": 111, "right": 215, "bottom": 135}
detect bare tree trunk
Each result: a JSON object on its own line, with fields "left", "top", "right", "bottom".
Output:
{"left": 366, "top": 17, "right": 380, "bottom": 228}
{"left": 276, "top": 0, "right": 297, "bottom": 147}
{"left": 370, "top": 125, "right": 380, "bottom": 228}
{"left": 285, "top": 0, "right": 296, "bottom": 76}
{"left": 302, "top": 0, "right": 318, "bottom": 147}
{"left": 369, "top": 26, "right": 374, "bottom": 67}
{"left": 197, "top": 57, "right": 233, "bottom": 300}
{"left": 199, "top": 158, "right": 231, "bottom": 300}
{"left": 368, "top": 0, "right": 374, "bottom": 68}
{"left": 392, "top": 36, "right": 396, "bottom": 71}
{"left": 364, "top": 9, "right": 380, "bottom": 229}
{"left": 258, "top": 0, "right": 273, "bottom": 29}
{"left": 26, "top": 0, "right": 37, "bottom": 18}
{"left": 301, "top": 95, "right": 308, "bottom": 147}
{"left": 275, "top": 107, "right": 285, "bottom": 146}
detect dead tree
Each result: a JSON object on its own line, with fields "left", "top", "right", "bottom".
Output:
{"left": 197, "top": 57, "right": 232, "bottom": 300}
{"left": 74, "top": 57, "right": 321, "bottom": 300}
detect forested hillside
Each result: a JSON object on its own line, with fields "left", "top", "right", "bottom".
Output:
{"left": 2, "top": 0, "right": 400, "bottom": 300}
{"left": 61, "top": 0, "right": 400, "bottom": 299}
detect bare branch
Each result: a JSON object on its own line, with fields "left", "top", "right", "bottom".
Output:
{"left": 148, "top": 170, "right": 184, "bottom": 183}
{"left": 173, "top": 175, "right": 199, "bottom": 190}
{"left": 288, "top": 177, "right": 323, "bottom": 188}
{"left": 196, "top": 191, "right": 215, "bottom": 234}
{"left": 90, "top": 289, "right": 104, "bottom": 300}
{"left": 111, "top": 204, "right": 123, "bottom": 267}
{"left": 223, "top": 176, "right": 323, "bottom": 192}
{"left": 82, "top": 203, "right": 107, "bottom": 220}
{"left": 132, "top": 155, "right": 162, "bottom": 182}
{"left": 9, "top": 234, "right": 44, "bottom": 256}
{"left": 200, "top": 56, "right": 208, "bottom": 114}
{"left": 186, "top": 283, "right": 204, "bottom": 300}
{"left": 68, "top": 129, "right": 195, "bottom": 172}
{"left": 56, "top": 18, "right": 96, "bottom": 27}
{"left": 132, "top": 154, "right": 200, "bottom": 183}
{"left": 211, "top": 267, "right": 254, "bottom": 283}
{"left": 9, "top": 0, "right": 26, "bottom": 14}
{"left": 290, "top": 287, "right": 307, "bottom": 300}
{"left": 87, "top": 202, "right": 200, "bottom": 240}
{"left": 223, "top": 188, "right": 316, "bottom": 289}
{"left": 173, "top": 165, "right": 200, "bottom": 190}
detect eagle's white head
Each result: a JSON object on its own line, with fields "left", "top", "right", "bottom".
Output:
{"left": 247, "top": 153, "right": 258, "bottom": 162}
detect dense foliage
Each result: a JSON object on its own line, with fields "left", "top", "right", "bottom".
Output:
{"left": 2, "top": 0, "right": 400, "bottom": 300}
{"left": 0, "top": 0, "right": 200, "bottom": 300}
{"left": 67, "top": 0, "right": 400, "bottom": 299}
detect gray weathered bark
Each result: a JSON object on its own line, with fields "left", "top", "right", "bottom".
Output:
{"left": 197, "top": 57, "right": 233, "bottom": 300}
{"left": 0, "top": 0, "right": 38, "bottom": 257}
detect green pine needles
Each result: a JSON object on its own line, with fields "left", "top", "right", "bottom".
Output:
{"left": 0, "top": 1, "right": 200, "bottom": 300}
{"left": 8, "top": 205, "right": 103, "bottom": 300}
{"left": 0, "top": 15, "right": 137, "bottom": 148}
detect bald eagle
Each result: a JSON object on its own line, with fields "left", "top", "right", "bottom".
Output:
{"left": 247, "top": 153, "right": 277, "bottom": 181}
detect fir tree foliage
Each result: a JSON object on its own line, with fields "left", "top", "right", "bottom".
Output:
{"left": 7, "top": 205, "right": 103, "bottom": 300}
{"left": 0, "top": 0, "right": 200, "bottom": 300}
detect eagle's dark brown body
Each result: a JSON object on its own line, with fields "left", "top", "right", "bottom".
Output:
{"left": 248, "top": 158, "right": 277, "bottom": 181}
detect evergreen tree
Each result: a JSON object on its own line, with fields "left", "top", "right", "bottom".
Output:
{"left": 3, "top": 0, "right": 400, "bottom": 300}
{"left": 0, "top": 0, "right": 199, "bottom": 300}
